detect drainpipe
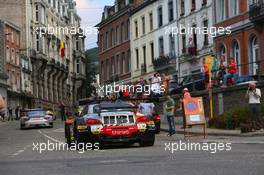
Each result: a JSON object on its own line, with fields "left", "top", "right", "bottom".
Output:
{"left": 175, "top": 0, "right": 180, "bottom": 84}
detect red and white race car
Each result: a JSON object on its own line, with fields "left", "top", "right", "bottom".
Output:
{"left": 65, "top": 100, "right": 156, "bottom": 148}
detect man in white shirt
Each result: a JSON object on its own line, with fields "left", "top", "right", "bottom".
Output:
{"left": 246, "top": 82, "right": 263, "bottom": 131}
{"left": 151, "top": 73, "right": 161, "bottom": 97}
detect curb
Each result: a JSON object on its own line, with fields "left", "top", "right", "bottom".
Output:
{"left": 160, "top": 128, "right": 264, "bottom": 137}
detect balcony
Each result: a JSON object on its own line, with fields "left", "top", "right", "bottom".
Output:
{"left": 249, "top": 1, "right": 264, "bottom": 23}
{"left": 153, "top": 52, "right": 176, "bottom": 70}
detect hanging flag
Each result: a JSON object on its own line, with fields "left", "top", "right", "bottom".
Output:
{"left": 60, "top": 41, "right": 65, "bottom": 58}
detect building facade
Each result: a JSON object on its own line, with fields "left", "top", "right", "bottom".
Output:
{"left": 0, "top": 0, "right": 86, "bottom": 111}
{"left": 1, "top": 21, "right": 22, "bottom": 110}
{"left": 214, "top": 0, "right": 264, "bottom": 78}
{"left": 0, "top": 21, "right": 9, "bottom": 113}
{"left": 96, "top": 0, "right": 144, "bottom": 88}
{"left": 177, "top": 0, "right": 214, "bottom": 79}
{"left": 130, "top": 0, "right": 178, "bottom": 81}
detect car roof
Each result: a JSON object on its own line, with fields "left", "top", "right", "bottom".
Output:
{"left": 100, "top": 100, "right": 135, "bottom": 109}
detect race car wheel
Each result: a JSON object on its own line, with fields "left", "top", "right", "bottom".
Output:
{"left": 139, "top": 133, "right": 155, "bottom": 147}
{"left": 65, "top": 124, "right": 72, "bottom": 146}
{"left": 20, "top": 123, "right": 25, "bottom": 130}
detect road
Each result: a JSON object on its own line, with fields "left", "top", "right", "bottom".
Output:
{"left": 0, "top": 120, "right": 263, "bottom": 175}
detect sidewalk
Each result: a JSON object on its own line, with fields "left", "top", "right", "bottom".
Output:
{"left": 160, "top": 116, "right": 264, "bottom": 137}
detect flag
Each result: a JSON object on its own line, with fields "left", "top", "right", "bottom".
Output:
{"left": 60, "top": 41, "right": 65, "bottom": 58}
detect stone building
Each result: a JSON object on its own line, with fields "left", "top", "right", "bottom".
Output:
{"left": 214, "top": 0, "right": 264, "bottom": 78}
{"left": 0, "top": 0, "right": 86, "bottom": 111}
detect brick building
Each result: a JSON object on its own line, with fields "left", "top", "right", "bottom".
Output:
{"left": 1, "top": 20, "right": 22, "bottom": 110}
{"left": 96, "top": 0, "right": 144, "bottom": 89}
{"left": 214, "top": 0, "right": 264, "bottom": 77}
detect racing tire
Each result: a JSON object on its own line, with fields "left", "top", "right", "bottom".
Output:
{"left": 65, "top": 124, "right": 72, "bottom": 146}
{"left": 20, "top": 124, "right": 25, "bottom": 130}
{"left": 139, "top": 133, "right": 155, "bottom": 147}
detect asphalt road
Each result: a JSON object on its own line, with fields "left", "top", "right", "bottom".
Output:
{"left": 0, "top": 120, "right": 263, "bottom": 175}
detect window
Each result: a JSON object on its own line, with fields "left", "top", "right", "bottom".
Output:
{"left": 11, "top": 49, "right": 15, "bottom": 63}
{"left": 168, "top": 1, "right": 174, "bottom": 22}
{"left": 203, "top": 20, "right": 209, "bottom": 46}
{"left": 121, "top": 22, "right": 125, "bottom": 42}
{"left": 111, "top": 57, "right": 115, "bottom": 75}
{"left": 105, "top": 32, "right": 109, "bottom": 49}
{"left": 36, "top": 4, "right": 39, "bottom": 22}
{"left": 122, "top": 52, "right": 125, "bottom": 74}
{"left": 111, "top": 28, "right": 114, "bottom": 47}
{"left": 76, "top": 59, "right": 80, "bottom": 74}
{"left": 127, "top": 19, "right": 130, "bottom": 40}
{"left": 158, "top": 7, "right": 163, "bottom": 27}
{"left": 11, "top": 32, "right": 14, "bottom": 43}
{"left": 101, "top": 61, "right": 104, "bottom": 80}
{"left": 180, "top": 0, "right": 185, "bottom": 16}
{"left": 159, "top": 37, "right": 164, "bottom": 56}
{"left": 100, "top": 34, "right": 103, "bottom": 51}
{"left": 229, "top": 0, "right": 239, "bottom": 17}
{"left": 142, "top": 16, "right": 145, "bottom": 35}
{"left": 191, "top": 0, "right": 196, "bottom": 11}
{"left": 16, "top": 32, "right": 19, "bottom": 46}
{"left": 136, "top": 49, "right": 139, "bottom": 69}
{"left": 116, "top": 26, "right": 119, "bottom": 44}
{"left": 202, "top": 0, "right": 207, "bottom": 6}
{"left": 116, "top": 55, "right": 120, "bottom": 74}
{"left": 149, "top": 12, "right": 153, "bottom": 31}
{"left": 150, "top": 42, "right": 154, "bottom": 63}
{"left": 6, "top": 47, "right": 10, "bottom": 62}
{"left": 143, "top": 45, "right": 146, "bottom": 66}
{"left": 127, "top": 50, "right": 130, "bottom": 72}
{"left": 40, "top": 5, "right": 45, "bottom": 24}
{"left": 169, "top": 34, "right": 175, "bottom": 56}
{"left": 249, "top": 36, "right": 259, "bottom": 75}
{"left": 134, "top": 20, "right": 138, "bottom": 38}
{"left": 36, "top": 34, "right": 40, "bottom": 51}
{"left": 16, "top": 51, "right": 20, "bottom": 66}
{"left": 232, "top": 41, "right": 241, "bottom": 75}
{"left": 218, "top": 0, "right": 226, "bottom": 21}
{"left": 182, "top": 29, "right": 186, "bottom": 54}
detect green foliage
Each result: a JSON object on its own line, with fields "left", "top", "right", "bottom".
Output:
{"left": 84, "top": 48, "right": 98, "bottom": 97}
{"left": 209, "top": 106, "right": 251, "bottom": 130}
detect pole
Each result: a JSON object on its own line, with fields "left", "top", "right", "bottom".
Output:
{"left": 209, "top": 71, "right": 213, "bottom": 119}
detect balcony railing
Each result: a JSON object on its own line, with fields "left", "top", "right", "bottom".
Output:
{"left": 153, "top": 52, "right": 176, "bottom": 70}
{"left": 249, "top": 1, "right": 264, "bottom": 22}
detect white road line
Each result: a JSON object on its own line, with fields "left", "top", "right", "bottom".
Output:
{"left": 99, "top": 159, "right": 127, "bottom": 163}
{"left": 38, "top": 130, "right": 64, "bottom": 143}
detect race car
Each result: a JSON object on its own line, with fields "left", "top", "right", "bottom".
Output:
{"left": 65, "top": 100, "right": 156, "bottom": 148}
{"left": 20, "top": 108, "right": 54, "bottom": 129}
{"left": 152, "top": 113, "right": 161, "bottom": 134}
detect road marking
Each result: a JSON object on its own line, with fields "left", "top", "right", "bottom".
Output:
{"left": 11, "top": 144, "right": 31, "bottom": 157}
{"left": 99, "top": 159, "right": 127, "bottom": 163}
{"left": 38, "top": 130, "right": 64, "bottom": 144}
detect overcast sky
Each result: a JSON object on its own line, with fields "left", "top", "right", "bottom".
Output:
{"left": 76, "top": 0, "right": 115, "bottom": 50}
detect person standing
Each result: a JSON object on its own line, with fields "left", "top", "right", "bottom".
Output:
{"left": 163, "top": 95, "right": 176, "bottom": 136}
{"left": 15, "top": 106, "right": 20, "bottom": 120}
{"left": 151, "top": 72, "right": 162, "bottom": 97}
{"left": 162, "top": 72, "right": 170, "bottom": 95}
{"left": 246, "top": 82, "right": 263, "bottom": 131}
{"left": 8, "top": 107, "right": 13, "bottom": 121}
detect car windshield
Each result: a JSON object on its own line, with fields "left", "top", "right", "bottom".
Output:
{"left": 27, "top": 110, "right": 46, "bottom": 117}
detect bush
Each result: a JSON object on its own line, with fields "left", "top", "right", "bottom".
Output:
{"left": 209, "top": 106, "right": 250, "bottom": 130}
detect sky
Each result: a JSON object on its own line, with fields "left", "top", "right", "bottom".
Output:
{"left": 76, "top": 0, "right": 115, "bottom": 50}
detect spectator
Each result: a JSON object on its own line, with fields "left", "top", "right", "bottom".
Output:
{"left": 217, "top": 56, "right": 227, "bottom": 86}
{"left": 151, "top": 72, "right": 162, "bottom": 97}
{"left": 162, "top": 72, "right": 170, "bottom": 95}
{"left": 8, "top": 107, "right": 14, "bottom": 121}
{"left": 246, "top": 82, "right": 263, "bottom": 131}
{"left": 187, "top": 38, "right": 196, "bottom": 56}
{"left": 15, "top": 106, "right": 20, "bottom": 120}
{"left": 163, "top": 95, "right": 176, "bottom": 136}
{"left": 201, "top": 58, "right": 209, "bottom": 89}
{"left": 222, "top": 58, "right": 238, "bottom": 87}
{"left": 211, "top": 56, "right": 219, "bottom": 85}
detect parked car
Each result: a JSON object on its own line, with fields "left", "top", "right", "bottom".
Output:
{"left": 65, "top": 100, "right": 156, "bottom": 148}
{"left": 20, "top": 108, "right": 53, "bottom": 129}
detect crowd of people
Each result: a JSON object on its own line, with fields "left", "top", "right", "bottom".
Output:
{"left": 202, "top": 56, "right": 239, "bottom": 89}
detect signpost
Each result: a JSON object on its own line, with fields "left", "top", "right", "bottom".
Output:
{"left": 183, "top": 97, "right": 207, "bottom": 139}
{"left": 205, "top": 56, "right": 214, "bottom": 119}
